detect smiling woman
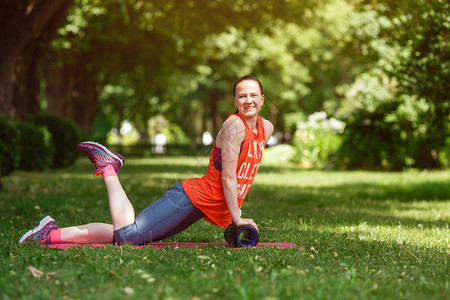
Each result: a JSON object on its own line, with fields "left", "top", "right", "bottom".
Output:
{"left": 233, "top": 78, "right": 265, "bottom": 123}
{"left": 232, "top": 75, "right": 264, "bottom": 115}
{"left": 19, "top": 75, "right": 274, "bottom": 247}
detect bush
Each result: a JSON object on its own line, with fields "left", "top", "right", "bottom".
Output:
{"left": 0, "top": 116, "right": 20, "bottom": 176}
{"left": 16, "top": 121, "right": 54, "bottom": 171}
{"left": 336, "top": 69, "right": 447, "bottom": 170}
{"left": 437, "top": 136, "right": 450, "bottom": 168}
{"left": 336, "top": 104, "right": 405, "bottom": 170}
{"left": 262, "top": 144, "right": 296, "bottom": 166}
{"left": 29, "top": 113, "right": 82, "bottom": 168}
{"left": 291, "top": 112, "right": 345, "bottom": 169}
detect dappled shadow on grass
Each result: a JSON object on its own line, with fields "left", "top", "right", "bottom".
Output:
{"left": 297, "top": 205, "right": 446, "bottom": 229}
{"left": 259, "top": 225, "right": 447, "bottom": 298}
{"left": 254, "top": 179, "right": 449, "bottom": 203}
{"left": 3, "top": 219, "right": 446, "bottom": 300}
{"left": 3, "top": 158, "right": 448, "bottom": 246}
{"left": 3, "top": 174, "right": 448, "bottom": 300}
{"left": 250, "top": 177, "right": 449, "bottom": 230}
{"left": 254, "top": 202, "right": 447, "bottom": 233}
{"left": 266, "top": 225, "right": 446, "bottom": 258}
{"left": 251, "top": 193, "right": 447, "bottom": 229}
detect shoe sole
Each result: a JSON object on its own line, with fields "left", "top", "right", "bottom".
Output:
{"left": 19, "top": 216, "right": 55, "bottom": 244}
{"left": 79, "top": 141, "right": 124, "bottom": 167}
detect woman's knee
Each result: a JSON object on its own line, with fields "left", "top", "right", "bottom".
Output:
{"left": 113, "top": 222, "right": 150, "bottom": 245}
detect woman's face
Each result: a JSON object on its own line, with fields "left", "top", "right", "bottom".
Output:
{"left": 233, "top": 80, "right": 264, "bottom": 119}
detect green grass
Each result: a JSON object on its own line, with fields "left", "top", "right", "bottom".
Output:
{"left": 1, "top": 157, "right": 448, "bottom": 299}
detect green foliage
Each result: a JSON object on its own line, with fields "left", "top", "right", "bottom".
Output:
{"left": 337, "top": 105, "right": 406, "bottom": 170}
{"left": 0, "top": 116, "right": 20, "bottom": 176}
{"left": 438, "top": 137, "right": 450, "bottom": 168}
{"left": 51, "top": 0, "right": 332, "bottom": 139}
{"left": 262, "top": 144, "right": 296, "bottom": 166}
{"left": 337, "top": 88, "right": 446, "bottom": 170}
{"left": 160, "top": 124, "right": 191, "bottom": 145}
{"left": 29, "top": 113, "right": 82, "bottom": 168}
{"left": 16, "top": 122, "right": 54, "bottom": 171}
{"left": 90, "top": 110, "right": 113, "bottom": 145}
{"left": 336, "top": 67, "right": 442, "bottom": 170}
{"left": 291, "top": 112, "right": 345, "bottom": 169}
{"left": 336, "top": 1, "right": 449, "bottom": 169}
{"left": 40, "top": 0, "right": 449, "bottom": 169}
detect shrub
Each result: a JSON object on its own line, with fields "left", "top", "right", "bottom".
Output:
{"left": 29, "top": 113, "right": 82, "bottom": 168}
{"left": 262, "top": 144, "right": 296, "bottom": 166}
{"left": 336, "top": 68, "right": 447, "bottom": 170}
{"left": 16, "top": 121, "right": 54, "bottom": 171}
{"left": 437, "top": 136, "right": 450, "bottom": 168}
{"left": 291, "top": 112, "right": 345, "bottom": 169}
{"left": 336, "top": 104, "right": 404, "bottom": 170}
{"left": 0, "top": 116, "right": 20, "bottom": 176}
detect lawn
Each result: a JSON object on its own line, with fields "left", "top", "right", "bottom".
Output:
{"left": 1, "top": 157, "right": 448, "bottom": 299}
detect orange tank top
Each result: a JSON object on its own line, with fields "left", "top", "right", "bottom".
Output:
{"left": 182, "top": 114, "right": 266, "bottom": 228}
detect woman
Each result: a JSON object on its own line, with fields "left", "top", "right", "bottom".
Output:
{"left": 19, "top": 75, "right": 274, "bottom": 245}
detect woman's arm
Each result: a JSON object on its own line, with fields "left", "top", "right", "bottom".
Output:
{"left": 216, "top": 116, "right": 258, "bottom": 229}
{"left": 262, "top": 118, "right": 274, "bottom": 143}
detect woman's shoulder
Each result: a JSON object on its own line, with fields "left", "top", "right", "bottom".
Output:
{"left": 259, "top": 116, "right": 273, "bottom": 126}
{"left": 223, "top": 114, "right": 246, "bottom": 131}
{"left": 216, "top": 115, "right": 246, "bottom": 147}
{"left": 259, "top": 117, "right": 274, "bottom": 140}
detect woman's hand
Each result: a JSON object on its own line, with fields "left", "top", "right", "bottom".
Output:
{"left": 234, "top": 218, "right": 258, "bottom": 231}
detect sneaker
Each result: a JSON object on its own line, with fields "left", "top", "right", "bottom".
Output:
{"left": 19, "top": 215, "right": 59, "bottom": 244}
{"left": 77, "top": 141, "right": 124, "bottom": 175}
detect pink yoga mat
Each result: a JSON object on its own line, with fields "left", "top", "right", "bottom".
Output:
{"left": 45, "top": 242, "right": 296, "bottom": 250}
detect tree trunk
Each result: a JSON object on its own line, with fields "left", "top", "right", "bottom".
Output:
{"left": 46, "top": 55, "right": 98, "bottom": 134}
{"left": 0, "top": 55, "right": 17, "bottom": 119}
{"left": 0, "top": 0, "right": 74, "bottom": 120}
{"left": 11, "top": 44, "right": 45, "bottom": 120}
{"left": 210, "top": 89, "right": 222, "bottom": 138}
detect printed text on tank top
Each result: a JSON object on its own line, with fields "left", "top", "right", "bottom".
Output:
{"left": 181, "top": 114, "right": 266, "bottom": 228}
{"left": 234, "top": 114, "right": 265, "bottom": 201}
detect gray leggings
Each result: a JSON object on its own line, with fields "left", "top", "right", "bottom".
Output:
{"left": 113, "top": 182, "right": 206, "bottom": 245}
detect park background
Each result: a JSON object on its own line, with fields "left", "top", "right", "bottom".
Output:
{"left": 0, "top": 0, "right": 448, "bottom": 299}
{"left": 1, "top": 0, "right": 449, "bottom": 173}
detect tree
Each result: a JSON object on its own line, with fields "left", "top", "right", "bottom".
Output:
{"left": 0, "top": 0, "right": 74, "bottom": 120}
{"left": 172, "top": 0, "right": 360, "bottom": 139}
{"left": 45, "top": 0, "right": 326, "bottom": 136}
{"left": 337, "top": 0, "right": 449, "bottom": 169}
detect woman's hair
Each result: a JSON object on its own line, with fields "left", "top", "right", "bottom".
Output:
{"left": 233, "top": 75, "right": 264, "bottom": 97}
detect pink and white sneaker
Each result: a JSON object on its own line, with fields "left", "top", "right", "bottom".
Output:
{"left": 19, "top": 215, "right": 59, "bottom": 244}
{"left": 77, "top": 141, "right": 124, "bottom": 175}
